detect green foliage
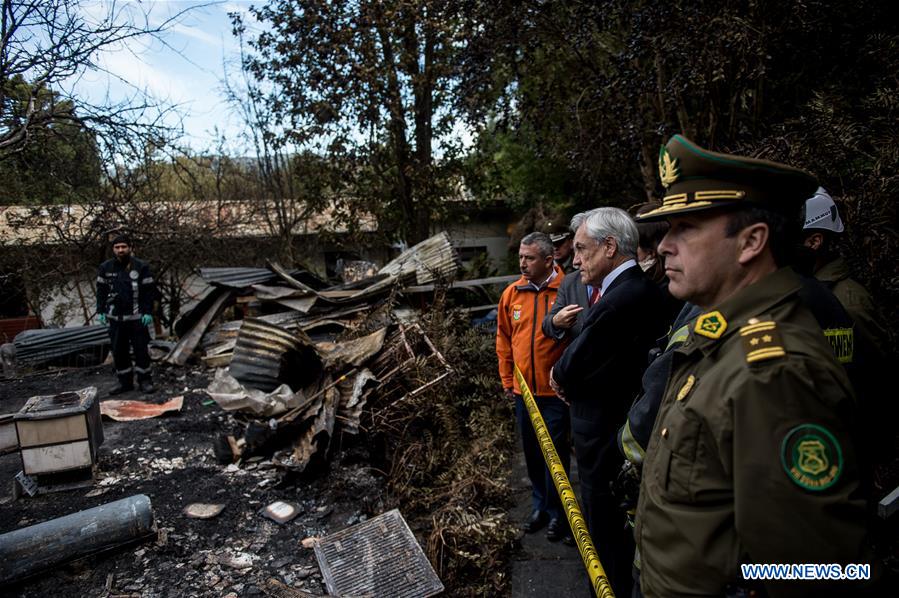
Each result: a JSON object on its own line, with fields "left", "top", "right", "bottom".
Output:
{"left": 467, "top": 124, "right": 583, "bottom": 213}
{"left": 233, "top": 0, "right": 475, "bottom": 244}
{"left": 461, "top": 0, "right": 899, "bottom": 334}
{"left": 0, "top": 77, "right": 102, "bottom": 204}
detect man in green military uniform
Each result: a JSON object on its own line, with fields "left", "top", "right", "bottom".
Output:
{"left": 634, "top": 136, "right": 870, "bottom": 597}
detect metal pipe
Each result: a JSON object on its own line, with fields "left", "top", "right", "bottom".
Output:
{"left": 0, "top": 494, "right": 157, "bottom": 585}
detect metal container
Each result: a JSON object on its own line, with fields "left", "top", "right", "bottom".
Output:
{"left": 14, "top": 387, "right": 103, "bottom": 476}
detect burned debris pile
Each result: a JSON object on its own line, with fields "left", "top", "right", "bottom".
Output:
{"left": 1, "top": 232, "right": 520, "bottom": 595}
{"left": 166, "top": 233, "right": 459, "bottom": 474}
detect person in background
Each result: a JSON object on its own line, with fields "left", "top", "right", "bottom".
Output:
{"left": 632, "top": 202, "right": 683, "bottom": 325}
{"left": 96, "top": 234, "right": 156, "bottom": 395}
{"left": 496, "top": 232, "right": 571, "bottom": 542}
{"left": 800, "top": 187, "right": 894, "bottom": 481}
{"left": 801, "top": 187, "right": 891, "bottom": 355}
{"left": 542, "top": 219, "right": 576, "bottom": 273}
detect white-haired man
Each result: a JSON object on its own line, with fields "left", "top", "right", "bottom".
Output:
{"left": 549, "top": 207, "right": 668, "bottom": 595}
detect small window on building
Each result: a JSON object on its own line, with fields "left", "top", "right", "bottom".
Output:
{"left": 0, "top": 272, "right": 30, "bottom": 318}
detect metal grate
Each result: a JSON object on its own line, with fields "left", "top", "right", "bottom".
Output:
{"left": 314, "top": 509, "right": 444, "bottom": 598}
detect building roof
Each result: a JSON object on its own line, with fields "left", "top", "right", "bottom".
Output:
{"left": 0, "top": 200, "right": 378, "bottom": 246}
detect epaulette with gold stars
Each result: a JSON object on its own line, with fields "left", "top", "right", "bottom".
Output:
{"left": 740, "top": 319, "right": 785, "bottom": 363}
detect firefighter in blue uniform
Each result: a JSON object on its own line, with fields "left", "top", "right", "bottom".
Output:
{"left": 96, "top": 234, "right": 156, "bottom": 394}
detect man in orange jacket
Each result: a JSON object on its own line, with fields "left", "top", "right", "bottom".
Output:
{"left": 497, "top": 231, "right": 570, "bottom": 542}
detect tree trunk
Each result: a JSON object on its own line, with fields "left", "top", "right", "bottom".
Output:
{"left": 375, "top": 15, "right": 417, "bottom": 243}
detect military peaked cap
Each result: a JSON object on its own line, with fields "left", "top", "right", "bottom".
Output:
{"left": 540, "top": 219, "right": 572, "bottom": 243}
{"left": 637, "top": 134, "right": 818, "bottom": 221}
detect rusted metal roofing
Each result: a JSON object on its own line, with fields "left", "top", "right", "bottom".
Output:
{"left": 200, "top": 265, "right": 328, "bottom": 292}
{"left": 229, "top": 318, "right": 322, "bottom": 392}
{"left": 100, "top": 396, "right": 184, "bottom": 421}
{"left": 0, "top": 316, "right": 41, "bottom": 344}
{"left": 165, "top": 289, "right": 232, "bottom": 366}
{"left": 0, "top": 200, "right": 378, "bottom": 246}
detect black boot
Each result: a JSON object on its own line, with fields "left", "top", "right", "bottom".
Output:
{"left": 110, "top": 381, "right": 134, "bottom": 395}
{"left": 139, "top": 378, "right": 156, "bottom": 394}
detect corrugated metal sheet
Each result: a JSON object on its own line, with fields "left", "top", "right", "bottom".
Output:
{"left": 379, "top": 232, "right": 460, "bottom": 284}
{"left": 229, "top": 318, "right": 321, "bottom": 392}
{"left": 166, "top": 289, "right": 233, "bottom": 366}
{"left": 14, "top": 326, "right": 109, "bottom": 365}
{"left": 267, "top": 260, "right": 329, "bottom": 291}
{"left": 199, "top": 267, "right": 278, "bottom": 289}
{"left": 200, "top": 266, "right": 326, "bottom": 291}
{"left": 314, "top": 509, "right": 444, "bottom": 598}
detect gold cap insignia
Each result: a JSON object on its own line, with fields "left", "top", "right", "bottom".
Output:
{"left": 694, "top": 311, "right": 727, "bottom": 340}
{"left": 658, "top": 145, "right": 680, "bottom": 189}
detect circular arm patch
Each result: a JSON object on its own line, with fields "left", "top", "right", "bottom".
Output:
{"left": 780, "top": 424, "right": 843, "bottom": 491}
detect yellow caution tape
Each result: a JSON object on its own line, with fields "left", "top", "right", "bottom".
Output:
{"left": 514, "top": 366, "right": 615, "bottom": 598}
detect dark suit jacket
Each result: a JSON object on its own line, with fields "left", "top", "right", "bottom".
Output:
{"left": 553, "top": 265, "right": 668, "bottom": 479}
{"left": 542, "top": 269, "right": 591, "bottom": 341}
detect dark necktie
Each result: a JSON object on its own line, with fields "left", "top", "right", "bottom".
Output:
{"left": 589, "top": 287, "right": 601, "bottom": 306}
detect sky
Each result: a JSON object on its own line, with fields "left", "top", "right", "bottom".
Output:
{"left": 66, "top": 1, "right": 472, "bottom": 157}
{"left": 71, "top": 1, "right": 258, "bottom": 153}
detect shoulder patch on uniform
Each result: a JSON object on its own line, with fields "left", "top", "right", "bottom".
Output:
{"left": 694, "top": 311, "right": 727, "bottom": 339}
{"left": 666, "top": 323, "right": 691, "bottom": 350}
{"left": 676, "top": 375, "right": 695, "bottom": 401}
{"left": 740, "top": 320, "right": 785, "bottom": 363}
{"left": 780, "top": 424, "right": 843, "bottom": 491}
{"left": 823, "top": 327, "right": 854, "bottom": 364}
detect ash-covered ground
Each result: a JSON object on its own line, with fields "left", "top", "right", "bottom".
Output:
{"left": 0, "top": 364, "right": 391, "bottom": 597}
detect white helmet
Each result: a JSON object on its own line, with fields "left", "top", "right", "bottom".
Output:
{"left": 803, "top": 187, "right": 844, "bottom": 233}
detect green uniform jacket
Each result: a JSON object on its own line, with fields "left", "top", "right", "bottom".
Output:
{"left": 636, "top": 268, "right": 867, "bottom": 597}
{"left": 815, "top": 257, "right": 891, "bottom": 356}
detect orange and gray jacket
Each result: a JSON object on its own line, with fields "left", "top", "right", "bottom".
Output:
{"left": 496, "top": 266, "right": 566, "bottom": 397}
{"left": 96, "top": 257, "right": 155, "bottom": 320}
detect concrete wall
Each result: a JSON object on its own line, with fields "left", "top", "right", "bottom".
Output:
{"left": 440, "top": 208, "right": 515, "bottom": 274}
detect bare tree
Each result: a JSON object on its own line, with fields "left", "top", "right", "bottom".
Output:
{"left": 0, "top": 0, "right": 200, "bottom": 160}
{"left": 230, "top": 0, "right": 471, "bottom": 246}
{"left": 221, "top": 29, "right": 335, "bottom": 264}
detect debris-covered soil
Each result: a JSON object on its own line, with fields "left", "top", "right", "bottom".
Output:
{"left": 0, "top": 365, "right": 394, "bottom": 597}
{"left": 0, "top": 307, "right": 521, "bottom": 597}
{"left": 1, "top": 237, "right": 527, "bottom": 596}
